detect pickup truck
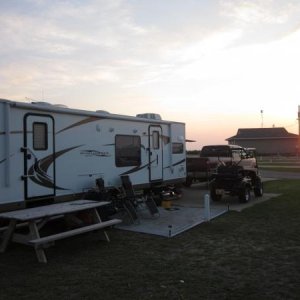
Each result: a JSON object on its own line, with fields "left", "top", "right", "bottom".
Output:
{"left": 186, "top": 145, "right": 258, "bottom": 186}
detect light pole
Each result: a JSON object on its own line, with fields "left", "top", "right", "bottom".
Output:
{"left": 298, "top": 106, "right": 300, "bottom": 158}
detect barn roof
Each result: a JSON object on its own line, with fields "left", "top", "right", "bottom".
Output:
{"left": 226, "top": 127, "right": 298, "bottom": 141}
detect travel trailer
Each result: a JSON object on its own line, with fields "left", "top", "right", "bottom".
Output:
{"left": 0, "top": 99, "right": 186, "bottom": 211}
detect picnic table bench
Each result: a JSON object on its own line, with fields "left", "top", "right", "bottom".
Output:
{"left": 0, "top": 200, "right": 121, "bottom": 263}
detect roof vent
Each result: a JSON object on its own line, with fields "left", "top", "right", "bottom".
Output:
{"left": 136, "top": 113, "right": 162, "bottom": 120}
{"left": 53, "top": 104, "right": 68, "bottom": 108}
{"left": 31, "top": 101, "right": 52, "bottom": 106}
{"left": 96, "top": 110, "right": 110, "bottom": 114}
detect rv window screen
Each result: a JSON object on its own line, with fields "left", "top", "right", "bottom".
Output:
{"left": 115, "top": 135, "right": 141, "bottom": 167}
{"left": 33, "top": 122, "right": 48, "bottom": 150}
{"left": 172, "top": 143, "right": 184, "bottom": 154}
{"left": 152, "top": 131, "right": 160, "bottom": 149}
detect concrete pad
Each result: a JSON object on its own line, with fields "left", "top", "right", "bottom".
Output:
{"left": 115, "top": 183, "right": 279, "bottom": 238}
{"left": 116, "top": 205, "right": 227, "bottom": 237}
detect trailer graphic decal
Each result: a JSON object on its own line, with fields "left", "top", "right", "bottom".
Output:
{"left": 80, "top": 150, "right": 111, "bottom": 157}
{"left": 120, "top": 163, "right": 150, "bottom": 175}
{"left": 56, "top": 117, "right": 101, "bottom": 134}
{"left": 28, "top": 145, "right": 83, "bottom": 190}
{"left": 164, "top": 158, "right": 186, "bottom": 169}
{"left": 0, "top": 154, "right": 15, "bottom": 165}
{"left": 121, "top": 158, "right": 185, "bottom": 177}
{"left": 120, "top": 156, "right": 162, "bottom": 176}
{"left": 0, "top": 131, "right": 23, "bottom": 135}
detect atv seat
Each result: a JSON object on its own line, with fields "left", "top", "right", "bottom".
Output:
{"left": 216, "top": 165, "right": 244, "bottom": 178}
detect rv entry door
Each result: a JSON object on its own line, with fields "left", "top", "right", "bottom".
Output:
{"left": 23, "top": 114, "right": 55, "bottom": 200}
{"left": 149, "top": 126, "right": 163, "bottom": 182}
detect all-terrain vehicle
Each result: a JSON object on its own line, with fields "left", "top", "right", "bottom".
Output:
{"left": 209, "top": 145, "right": 263, "bottom": 203}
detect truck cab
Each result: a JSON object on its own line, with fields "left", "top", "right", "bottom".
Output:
{"left": 186, "top": 144, "right": 259, "bottom": 186}
{"left": 201, "top": 145, "right": 258, "bottom": 175}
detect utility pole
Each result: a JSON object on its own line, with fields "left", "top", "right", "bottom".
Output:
{"left": 298, "top": 106, "right": 300, "bottom": 136}
{"left": 298, "top": 106, "right": 300, "bottom": 158}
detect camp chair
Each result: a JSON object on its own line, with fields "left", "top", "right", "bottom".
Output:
{"left": 120, "top": 175, "right": 160, "bottom": 218}
{"left": 95, "top": 178, "right": 140, "bottom": 224}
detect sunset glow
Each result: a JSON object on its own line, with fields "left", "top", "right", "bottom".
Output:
{"left": 1, "top": 0, "right": 300, "bottom": 149}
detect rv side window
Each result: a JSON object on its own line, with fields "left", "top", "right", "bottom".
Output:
{"left": 33, "top": 122, "right": 48, "bottom": 150}
{"left": 115, "top": 135, "right": 141, "bottom": 167}
{"left": 152, "top": 131, "right": 160, "bottom": 149}
{"left": 172, "top": 143, "right": 184, "bottom": 154}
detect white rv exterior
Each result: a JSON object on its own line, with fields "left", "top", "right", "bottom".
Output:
{"left": 0, "top": 99, "right": 186, "bottom": 211}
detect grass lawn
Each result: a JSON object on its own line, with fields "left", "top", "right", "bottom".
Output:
{"left": 0, "top": 180, "right": 300, "bottom": 299}
{"left": 258, "top": 157, "right": 300, "bottom": 172}
{"left": 260, "top": 166, "right": 300, "bottom": 172}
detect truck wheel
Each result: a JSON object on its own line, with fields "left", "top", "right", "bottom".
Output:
{"left": 238, "top": 185, "right": 251, "bottom": 203}
{"left": 210, "top": 185, "right": 222, "bottom": 201}
{"left": 254, "top": 177, "right": 263, "bottom": 197}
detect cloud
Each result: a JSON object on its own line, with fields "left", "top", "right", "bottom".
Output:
{"left": 220, "top": 0, "right": 299, "bottom": 25}
{"left": 0, "top": 0, "right": 151, "bottom": 99}
{"left": 0, "top": 0, "right": 147, "bottom": 56}
{"left": 136, "top": 22, "right": 300, "bottom": 125}
{"left": 0, "top": 0, "right": 300, "bottom": 137}
{"left": 0, "top": 1, "right": 228, "bottom": 95}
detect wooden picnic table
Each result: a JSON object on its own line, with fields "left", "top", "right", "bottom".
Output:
{"left": 0, "top": 200, "right": 121, "bottom": 263}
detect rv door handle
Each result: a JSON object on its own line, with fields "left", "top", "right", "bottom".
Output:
{"left": 156, "top": 155, "right": 158, "bottom": 163}
{"left": 27, "top": 154, "right": 32, "bottom": 160}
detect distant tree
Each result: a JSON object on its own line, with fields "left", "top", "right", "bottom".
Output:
{"left": 187, "top": 150, "right": 200, "bottom": 155}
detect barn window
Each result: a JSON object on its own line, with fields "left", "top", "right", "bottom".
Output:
{"left": 33, "top": 122, "right": 48, "bottom": 150}
{"left": 115, "top": 135, "right": 141, "bottom": 167}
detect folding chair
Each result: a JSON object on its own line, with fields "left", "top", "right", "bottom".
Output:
{"left": 120, "top": 175, "right": 159, "bottom": 218}
{"left": 94, "top": 178, "right": 139, "bottom": 225}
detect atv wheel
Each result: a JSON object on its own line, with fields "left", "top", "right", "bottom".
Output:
{"left": 238, "top": 185, "right": 251, "bottom": 203}
{"left": 254, "top": 177, "right": 263, "bottom": 197}
{"left": 210, "top": 184, "right": 222, "bottom": 201}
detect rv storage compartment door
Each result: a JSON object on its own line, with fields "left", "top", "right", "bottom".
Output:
{"left": 23, "top": 114, "right": 55, "bottom": 200}
{"left": 149, "top": 126, "right": 163, "bottom": 182}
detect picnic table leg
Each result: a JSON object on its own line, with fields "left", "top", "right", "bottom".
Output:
{"left": 0, "top": 220, "right": 17, "bottom": 253}
{"left": 28, "top": 221, "right": 48, "bottom": 263}
{"left": 91, "top": 209, "right": 110, "bottom": 242}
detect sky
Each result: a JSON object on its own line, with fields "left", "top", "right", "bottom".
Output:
{"left": 1, "top": 0, "right": 300, "bottom": 149}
